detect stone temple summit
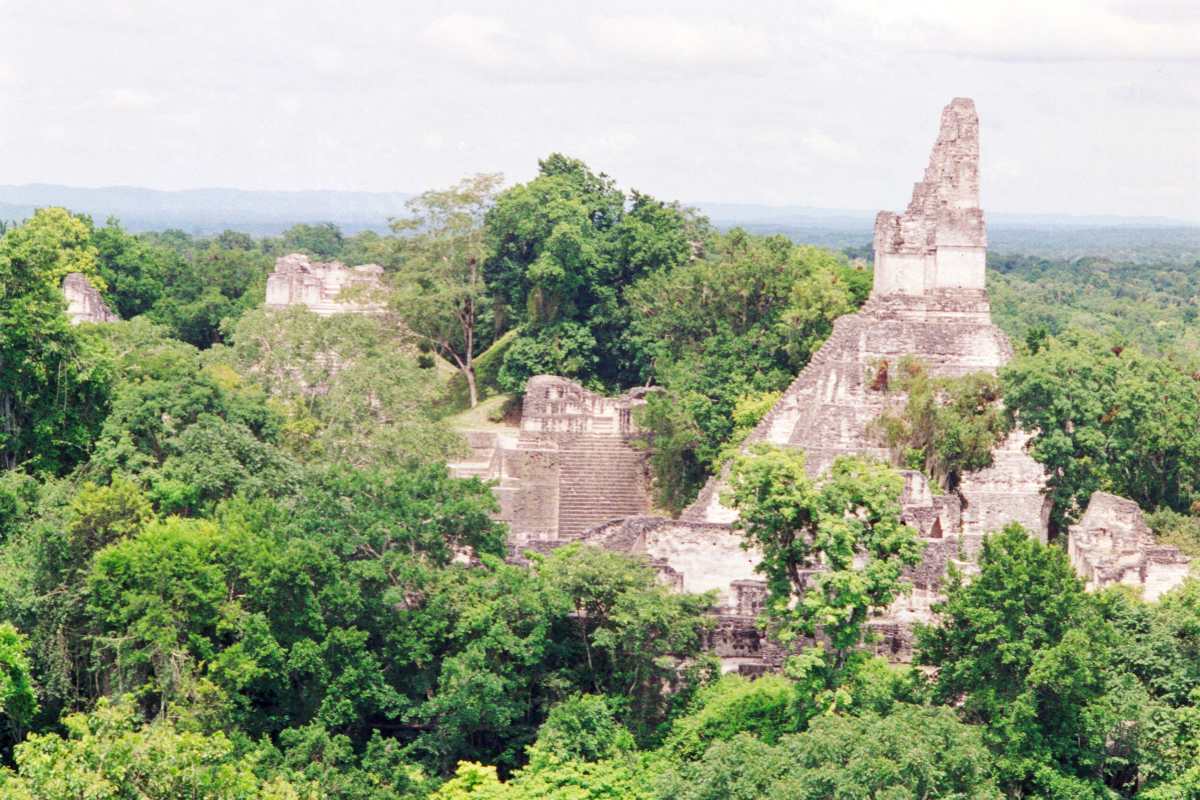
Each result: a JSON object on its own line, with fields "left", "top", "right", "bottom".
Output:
{"left": 448, "top": 98, "right": 1189, "bottom": 672}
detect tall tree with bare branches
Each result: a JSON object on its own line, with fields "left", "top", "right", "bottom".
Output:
{"left": 389, "top": 173, "right": 503, "bottom": 408}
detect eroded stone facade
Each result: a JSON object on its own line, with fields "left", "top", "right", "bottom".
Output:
{"left": 448, "top": 376, "right": 654, "bottom": 549}
{"left": 265, "top": 253, "right": 385, "bottom": 316}
{"left": 1069, "top": 492, "right": 1190, "bottom": 601}
{"left": 63, "top": 273, "right": 119, "bottom": 324}
{"left": 873, "top": 97, "right": 986, "bottom": 296}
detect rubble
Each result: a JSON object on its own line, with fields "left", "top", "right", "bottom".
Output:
{"left": 1069, "top": 492, "right": 1191, "bottom": 601}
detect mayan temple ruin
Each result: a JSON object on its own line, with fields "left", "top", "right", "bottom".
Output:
{"left": 265, "top": 253, "right": 386, "bottom": 315}
{"left": 455, "top": 98, "right": 1189, "bottom": 670}
{"left": 62, "top": 272, "right": 119, "bottom": 324}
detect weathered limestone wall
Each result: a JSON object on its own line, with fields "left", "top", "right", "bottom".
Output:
{"left": 1069, "top": 492, "right": 1191, "bottom": 601}
{"left": 583, "top": 516, "right": 760, "bottom": 606}
{"left": 62, "top": 273, "right": 119, "bottom": 324}
{"left": 682, "top": 289, "right": 1050, "bottom": 542}
{"left": 448, "top": 376, "right": 654, "bottom": 548}
{"left": 265, "top": 253, "right": 385, "bottom": 316}
{"left": 873, "top": 97, "right": 986, "bottom": 297}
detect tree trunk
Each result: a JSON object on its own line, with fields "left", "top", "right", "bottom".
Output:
{"left": 465, "top": 366, "right": 478, "bottom": 409}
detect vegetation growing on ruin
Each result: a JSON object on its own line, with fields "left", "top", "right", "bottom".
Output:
{"left": 873, "top": 357, "right": 1010, "bottom": 490}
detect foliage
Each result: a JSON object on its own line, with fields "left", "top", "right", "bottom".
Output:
{"left": 1001, "top": 329, "right": 1200, "bottom": 530}
{"left": 530, "top": 695, "right": 635, "bottom": 764}
{"left": 917, "top": 524, "right": 1139, "bottom": 796}
{"left": 142, "top": 228, "right": 272, "bottom": 347}
{"left": 92, "top": 217, "right": 171, "bottom": 318}
{"left": 0, "top": 624, "right": 37, "bottom": 740}
{"left": 445, "top": 329, "right": 519, "bottom": 409}
{"left": 228, "top": 307, "right": 464, "bottom": 468}
{"left": 85, "top": 319, "right": 292, "bottom": 514}
{"left": 412, "top": 544, "right": 713, "bottom": 772}
{"left": 485, "top": 154, "right": 705, "bottom": 392}
{"left": 0, "top": 697, "right": 317, "bottom": 799}
{"left": 659, "top": 674, "right": 800, "bottom": 761}
{"left": 282, "top": 223, "right": 344, "bottom": 260}
{"left": 726, "top": 447, "right": 922, "bottom": 709}
{"left": 655, "top": 705, "right": 1000, "bottom": 800}
{"left": 0, "top": 208, "right": 114, "bottom": 473}
{"left": 1146, "top": 507, "right": 1200, "bottom": 557}
{"left": 629, "top": 231, "right": 869, "bottom": 511}
{"left": 873, "top": 357, "right": 1009, "bottom": 489}
{"left": 988, "top": 252, "right": 1200, "bottom": 358}
{"left": 390, "top": 174, "right": 503, "bottom": 408}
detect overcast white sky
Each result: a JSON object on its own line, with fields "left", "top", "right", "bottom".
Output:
{"left": 0, "top": 0, "right": 1197, "bottom": 219}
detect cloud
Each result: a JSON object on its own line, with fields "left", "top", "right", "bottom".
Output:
{"left": 837, "top": 0, "right": 1200, "bottom": 62}
{"left": 587, "top": 15, "right": 772, "bottom": 70}
{"left": 422, "top": 14, "right": 529, "bottom": 71}
{"left": 799, "top": 129, "right": 860, "bottom": 163}
{"left": 104, "top": 88, "right": 157, "bottom": 110}
{"left": 421, "top": 12, "right": 772, "bottom": 81}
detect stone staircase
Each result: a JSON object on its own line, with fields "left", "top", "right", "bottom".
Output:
{"left": 447, "top": 431, "right": 500, "bottom": 480}
{"left": 556, "top": 434, "right": 649, "bottom": 538}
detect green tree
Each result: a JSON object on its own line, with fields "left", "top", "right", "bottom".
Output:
{"left": 873, "top": 357, "right": 1010, "bottom": 489}
{"left": 86, "top": 319, "right": 290, "bottom": 514}
{"left": 92, "top": 217, "right": 171, "bottom": 318}
{"left": 142, "top": 230, "right": 272, "bottom": 347}
{"left": 655, "top": 705, "right": 1000, "bottom": 800}
{"left": 0, "top": 623, "right": 37, "bottom": 743}
{"left": 485, "top": 154, "right": 703, "bottom": 391}
{"left": 282, "top": 222, "right": 345, "bottom": 260}
{"left": 628, "top": 231, "right": 868, "bottom": 510}
{"left": 916, "top": 524, "right": 1138, "bottom": 796}
{"left": 0, "top": 208, "right": 113, "bottom": 473}
{"left": 412, "top": 544, "right": 712, "bottom": 773}
{"left": 390, "top": 173, "right": 503, "bottom": 408}
{"left": 228, "top": 307, "right": 464, "bottom": 467}
{"left": 0, "top": 697, "right": 316, "bottom": 799}
{"left": 725, "top": 447, "right": 922, "bottom": 707}
{"left": 1002, "top": 329, "right": 1200, "bottom": 530}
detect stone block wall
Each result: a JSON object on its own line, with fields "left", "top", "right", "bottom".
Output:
{"left": 448, "top": 376, "right": 653, "bottom": 548}
{"left": 62, "top": 273, "right": 119, "bottom": 324}
{"left": 1069, "top": 492, "right": 1191, "bottom": 601}
{"left": 873, "top": 97, "right": 986, "bottom": 297}
{"left": 265, "top": 253, "right": 385, "bottom": 316}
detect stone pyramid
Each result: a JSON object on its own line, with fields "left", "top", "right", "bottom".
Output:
{"left": 683, "top": 97, "right": 1050, "bottom": 544}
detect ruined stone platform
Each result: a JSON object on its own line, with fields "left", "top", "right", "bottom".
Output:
{"left": 1069, "top": 492, "right": 1191, "bottom": 601}
{"left": 265, "top": 253, "right": 385, "bottom": 316}
{"left": 63, "top": 273, "right": 119, "bottom": 324}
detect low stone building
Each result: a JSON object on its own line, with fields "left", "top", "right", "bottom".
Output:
{"left": 62, "top": 273, "right": 119, "bottom": 324}
{"left": 265, "top": 253, "right": 385, "bottom": 316}
{"left": 1069, "top": 492, "right": 1190, "bottom": 601}
{"left": 448, "top": 375, "right": 654, "bottom": 550}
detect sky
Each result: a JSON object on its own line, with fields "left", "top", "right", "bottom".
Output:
{"left": 0, "top": 0, "right": 1197, "bottom": 220}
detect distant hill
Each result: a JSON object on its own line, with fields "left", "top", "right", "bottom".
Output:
{"left": 0, "top": 184, "right": 413, "bottom": 235}
{"left": 690, "top": 203, "right": 1200, "bottom": 263}
{"left": 0, "top": 185, "right": 1196, "bottom": 262}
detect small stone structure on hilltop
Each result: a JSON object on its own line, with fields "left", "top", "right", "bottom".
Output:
{"left": 265, "top": 253, "right": 385, "bottom": 316}
{"left": 1069, "top": 492, "right": 1190, "bottom": 602}
{"left": 62, "top": 273, "right": 119, "bottom": 324}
